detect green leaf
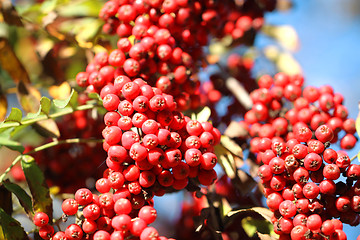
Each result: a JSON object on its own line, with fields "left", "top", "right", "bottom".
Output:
{"left": 21, "top": 155, "right": 53, "bottom": 219}
{"left": 57, "top": 0, "right": 103, "bottom": 17}
{"left": 53, "top": 88, "right": 78, "bottom": 109}
{"left": 0, "top": 137, "right": 24, "bottom": 153}
{"left": 3, "top": 180, "right": 33, "bottom": 215}
{"left": 0, "top": 208, "right": 28, "bottom": 240}
{"left": 39, "top": 97, "right": 51, "bottom": 115}
{"left": 88, "top": 92, "right": 101, "bottom": 101}
{"left": 241, "top": 217, "right": 272, "bottom": 237}
{"left": 4, "top": 108, "right": 22, "bottom": 123}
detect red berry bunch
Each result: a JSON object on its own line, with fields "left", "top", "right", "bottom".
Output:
{"left": 242, "top": 72, "right": 357, "bottom": 164}
{"left": 57, "top": 189, "right": 175, "bottom": 240}
{"left": 246, "top": 73, "right": 360, "bottom": 239}
{"left": 36, "top": 81, "right": 220, "bottom": 239}
{"left": 100, "top": 80, "right": 219, "bottom": 198}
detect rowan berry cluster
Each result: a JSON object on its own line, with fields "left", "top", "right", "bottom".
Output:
{"left": 242, "top": 72, "right": 357, "bottom": 163}
{"left": 246, "top": 73, "right": 360, "bottom": 239}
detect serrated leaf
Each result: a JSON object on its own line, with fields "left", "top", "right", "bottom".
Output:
{"left": 196, "top": 106, "right": 211, "bottom": 122}
{"left": 0, "top": 137, "right": 24, "bottom": 153}
{"left": 0, "top": 208, "right": 28, "bottom": 240}
{"left": 53, "top": 88, "right": 78, "bottom": 109}
{"left": 21, "top": 155, "right": 53, "bottom": 220}
{"left": 3, "top": 180, "right": 33, "bottom": 215}
{"left": 4, "top": 108, "right": 22, "bottom": 123}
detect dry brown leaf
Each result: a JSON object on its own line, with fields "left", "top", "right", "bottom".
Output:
{"left": 0, "top": 84, "right": 7, "bottom": 121}
{"left": 0, "top": 38, "right": 30, "bottom": 84}
{"left": 0, "top": 0, "right": 23, "bottom": 26}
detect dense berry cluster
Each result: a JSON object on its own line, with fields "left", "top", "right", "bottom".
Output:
{"left": 76, "top": 0, "right": 274, "bottom": 112}
{"left": 34, "top": 80, "right": 220, "bottom": 239}
{"left": 247, "top": 73, "right": 360, "bottom": 239}
{"left": 241, "top": 72, "right": 357, "bottom": 164}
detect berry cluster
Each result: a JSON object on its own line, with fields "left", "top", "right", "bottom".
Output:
{"left": 34, "top": 191, "right": 173, "bottom": 240}
{"left": 33, "top": 79, "right": 220, "bottom": 239}
{"left": 246, "top": 73, "right": 360, "bottom": 239}
{"left": 242, "top": 72, "right": 357, "bottom": 164}
{"left": 76, "top": 0, "right": 274, "bottom": 112}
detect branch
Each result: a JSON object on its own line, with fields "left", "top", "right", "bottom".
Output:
{"left": 0, "top": 137, "right": 104, "bottom": 182}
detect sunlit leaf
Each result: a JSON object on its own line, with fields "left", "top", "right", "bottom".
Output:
{"left": 3, "top": 180, "right": 33, "bottom": 215}
{"left": 57, "top": 0, "right": 103, "bottom": 17}
{"left": 195, "top": 106, "right": 211, "bottom": 122}
{"left": 21, "top": 155, "right": 53, "bottom": 220}
{"left": 0, "top": 137, "right": 24, "bottom": 153}
{"left": 220, "top": 135, "right": 243, "bottom": 158}
{"left": 224, "top": 121, "right": 249, "bottom": 139}
{"left": 0, "top": 208, "right": 28, "bottom": 240}
{"left": 4, "top": 108, "right": 22, "bottom": 123}
{"left": 257, "top": 232, "right": 278, "bottom": 240}
{"left": 49, "top": 82, "right": 71, "bottom": 100}
{"left": 53, "top": 88, "right": 78, "bottom": 109}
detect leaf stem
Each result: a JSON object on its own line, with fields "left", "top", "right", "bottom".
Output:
{"left": 0, "top": 138, "right": 103, "bottom": 182}
{"left": 0, "top": 155, "right": 22, "bottom": 183}
{"left": 0, "top": 103, "right": 97, "bottom": 130}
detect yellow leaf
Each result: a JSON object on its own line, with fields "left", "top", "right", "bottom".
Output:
{"left": 48, "top": 82, "right": 71, "bottom": 99}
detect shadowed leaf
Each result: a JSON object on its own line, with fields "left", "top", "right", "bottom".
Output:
{"left": 242, "top": 217, "right": 272, "bottom": 237}
{"left": 0, "top": 208, "right": 28, "bottom": 240}
{"left": 33, "top": 119, "right": 60, "bottom": 138}
{"left": 0, "top": 185, "right": 12, "bottom": 215}
{"left": 21, "top": 155, "right": 52, "bottom": 220}
{"left": 0, "top": 0, "right": 23, "bottom": 26}
{"left": 3, "top": 180, "right": 33, "bottom": 216}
